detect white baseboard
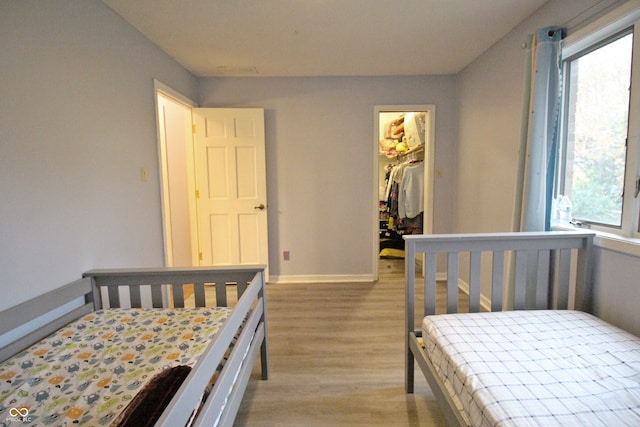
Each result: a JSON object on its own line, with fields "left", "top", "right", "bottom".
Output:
{"left": 269, "top": 274, "right": 375, "bottom": 284}
{"left": 455, "top": 277, "right": 492, "bottom": 312}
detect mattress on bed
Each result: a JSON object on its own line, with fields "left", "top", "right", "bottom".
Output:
{"left": 422, "top": 310, "right": 640, "bottom": 427}
{"left": 0, "top": 307, "right": 231, "bottom": 426}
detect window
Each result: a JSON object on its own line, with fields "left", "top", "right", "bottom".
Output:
{"left": 561, "top": 31, "right": 632, "bottom": 227}
{"left": 559, "top": 11, "right": 640, "bottom": 238}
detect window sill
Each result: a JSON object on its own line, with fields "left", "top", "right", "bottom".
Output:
{"left": 552, "top": 224, "right": 640, "bottom": 258}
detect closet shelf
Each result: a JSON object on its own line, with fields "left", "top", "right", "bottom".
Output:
{"left": 398, "top": 144, "right": 424, "bottom": 157}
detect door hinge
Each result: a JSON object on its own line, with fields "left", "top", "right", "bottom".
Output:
{"left": 195, "top": 189, "right": 200, "bottom": 199}
{"left": 635, "top": 176, "right": 640, "bottom": 198}
{"left": 192, "top": 124, "right": 196, "bottom": 134}
{"left": 199, "top": 252, "right": 203, "bottom": 261}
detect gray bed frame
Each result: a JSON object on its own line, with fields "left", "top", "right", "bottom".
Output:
{"left": 0, "top": 266, "right": 268, "bottom": 427}
{"left": 404, "top": 231, "right": 595, "bottom": 426}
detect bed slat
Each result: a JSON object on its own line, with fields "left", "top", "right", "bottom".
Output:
{"left": 468, "top": 251, "right": 482, "bottom": 313}
{"left": 151, "top": 285, "right": 163, "bottom": 307}
{"left": 556, "top": 248, "right": 571, "bottom": 309}
{"left": 216, "top": 282, "right": 228, "bottom": 307}
{"left": 491, "top": 250, "right": 505, "bottom": 311}
{"left": 172, "top": 283, "right": 185, "bottom": 308}
{"left": 425, "top": 253, "right": 437, "bottom": 315}
{"left": 193, "top": 283, "right": 206, "bottom": 307}
{"left": 574, "top": 235, "right": 594, "bottom": 312}
{"left": 237, "top": 281, "right": 247, "bottom": 298}
{"left": 535, "top": 249, "right": 550, "bottom": 309}
{"left": 128, "top": 284, "right": 142, "bottom": 307}
{"left": 447, "top": 252, "right": 459, "bottom": 313}
{"left": 513, "top": 250, "right": 528, "bottom": 310}
{"left": 107, "top": 286, "right": 120, "bottom": 308}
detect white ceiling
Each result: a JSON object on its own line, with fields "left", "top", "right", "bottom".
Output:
{"left": 102, "top": 0, "right": 548, "bottom": 77}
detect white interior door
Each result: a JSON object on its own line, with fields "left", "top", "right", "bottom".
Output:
{"left": 192, "top": 108, "right": 269, "bottom": 278}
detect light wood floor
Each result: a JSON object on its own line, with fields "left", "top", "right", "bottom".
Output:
{"left": 234, "top": 259, "right": 449, "bottom": 426}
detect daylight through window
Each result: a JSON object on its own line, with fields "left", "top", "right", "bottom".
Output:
{"left": 562, "top": 31, "right": 632, "bottom": 227}
{"left": 559, "top": 15, "right": 640, "bottom": 238}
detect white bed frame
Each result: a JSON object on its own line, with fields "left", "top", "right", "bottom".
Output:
{"left": 0, "top": 266, "right": 268, "bottom": 427}
{"left": 404, "top": 231, "right": 595, "bottom": 427}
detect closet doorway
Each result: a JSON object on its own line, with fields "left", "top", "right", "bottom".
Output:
{"left": 373, "top": 105, "right": 435, "bottom": 280}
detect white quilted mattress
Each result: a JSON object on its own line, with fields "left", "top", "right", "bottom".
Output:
{"left": 422, "top": 310, "right": 640, "bottom": 426}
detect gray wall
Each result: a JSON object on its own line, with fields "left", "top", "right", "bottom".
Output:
{"left": 198, "top": 76, "right": 456, "bottom": 278}
{"left": 0, "top": 0, "right": 198, "bottom": 310}
{"left": 456, "top": 0, "right": 640, "bottom": 335}
{"left": 593, "top": 247, "right": 640, "bottom": 336}
{"left": 455, "top": 0, "right": 617, "bottom": 233}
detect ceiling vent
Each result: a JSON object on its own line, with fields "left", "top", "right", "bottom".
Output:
{"left": 211, "top": 66, "right": 259, "bottom": 76}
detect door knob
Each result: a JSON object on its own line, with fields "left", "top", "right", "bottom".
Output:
{"left": 254, "top": 203, "right": 266, "bottom": 210}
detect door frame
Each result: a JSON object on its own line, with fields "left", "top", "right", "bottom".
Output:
{"left": 153, "top": 79, "right": 198, "bottom": 267}
{"left": 373, "top": 105, "right": 435, "bottom": 280}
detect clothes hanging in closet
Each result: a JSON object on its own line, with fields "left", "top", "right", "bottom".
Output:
{"left": 398, "top": 162, "right": 424, "bottom": 220}
{"left": 383, "top": 159, "right": 424, "bottom": 235}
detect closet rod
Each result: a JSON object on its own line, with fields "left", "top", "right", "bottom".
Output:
{"left": 397, "top": 144, "right": 424, "bottom": 162}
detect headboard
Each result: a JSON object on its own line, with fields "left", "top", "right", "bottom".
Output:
{"left": 404, "top": 231, "right": 595, "bottom": 323}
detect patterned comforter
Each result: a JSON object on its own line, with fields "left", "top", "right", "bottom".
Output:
{"left": 0, "top": 307, "right": 231, "bottom": 426}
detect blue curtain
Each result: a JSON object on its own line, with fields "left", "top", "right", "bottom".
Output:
{"left": 515, "top": 27, "right": 563, "bottom": 232}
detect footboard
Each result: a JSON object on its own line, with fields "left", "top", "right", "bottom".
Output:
{"left": 405, "top": 231, "right": 594, "bottom": 397}
{"left": 84, "top": 266, "right": 269, "bottom": 427}
{"left": 0, "top": 266, "right": 268, "bottom": 427}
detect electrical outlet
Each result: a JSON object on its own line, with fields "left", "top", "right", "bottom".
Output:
{"left": 283, "top": 251, "right": 290, "bottom": 261}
